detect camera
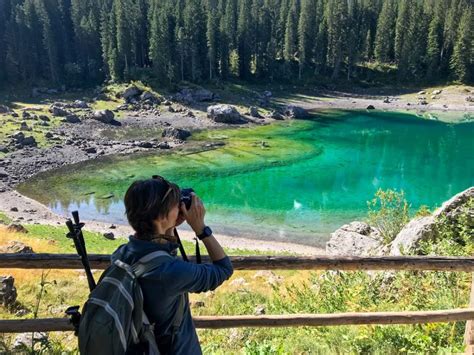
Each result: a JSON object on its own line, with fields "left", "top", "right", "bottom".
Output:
{"left": 180, "top": 188, "right": 194, "bottom": 210}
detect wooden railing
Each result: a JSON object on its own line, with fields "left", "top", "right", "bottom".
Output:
{"left": 1, "top": 253, "right": 474, "bottom": 353}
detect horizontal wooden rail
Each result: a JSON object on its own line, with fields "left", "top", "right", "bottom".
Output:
{"left": 1, "top": 253, "right": 474, "bottom": 271}
{"left": 2, "top": 309, "right": 474, "bottom": 333}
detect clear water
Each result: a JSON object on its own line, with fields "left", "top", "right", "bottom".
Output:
{"left": 19, "top": 111, "right": 474, "bottom": 247}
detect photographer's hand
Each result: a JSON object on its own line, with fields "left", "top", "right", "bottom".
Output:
{"left": 179, "top": 193, "right": 227, "bottom": 262}
{"left": 179, "top": 193, "right": 205, "bottom": 234}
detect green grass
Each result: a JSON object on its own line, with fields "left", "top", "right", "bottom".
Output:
{"left": 0, "top": 212, "right": 12, "bottom": 224}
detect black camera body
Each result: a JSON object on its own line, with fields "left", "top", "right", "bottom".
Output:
{"left": 180, "top": 188, "right": 194, "bottom": 210}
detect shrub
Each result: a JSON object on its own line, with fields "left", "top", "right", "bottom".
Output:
{"left": 367, "top": 189, "right": 410, "bottom": 243}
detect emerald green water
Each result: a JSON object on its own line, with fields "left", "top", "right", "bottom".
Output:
{"left": 19, "top": 111, "right": 474, "bottom": 247}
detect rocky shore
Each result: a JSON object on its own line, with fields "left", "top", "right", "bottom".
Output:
{"left": 0, "top": 83, "right": 473, "bottom": 255}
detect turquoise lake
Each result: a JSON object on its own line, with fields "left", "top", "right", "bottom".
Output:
{"left": 19, "top": 111, "right": 474, "bottom": 247}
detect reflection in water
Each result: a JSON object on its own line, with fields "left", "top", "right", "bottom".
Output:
{"left": 19, "top": 111, "right": 474, "bottom": 247}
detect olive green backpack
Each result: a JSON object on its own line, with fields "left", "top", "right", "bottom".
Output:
{"left": 78, "top": 250, "right": 185, "bottom": 355}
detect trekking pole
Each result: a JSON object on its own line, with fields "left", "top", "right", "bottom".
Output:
{"left": 66, "top": 211, "right": 96, "bottom": 292}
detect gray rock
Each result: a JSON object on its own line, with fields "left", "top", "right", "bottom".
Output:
{"left": 19, "top": 121, "right": 30, "bottom": 131}
{"left": 162, "top": 127, "right": 191, "bottom": 141}
{"left": 92, "top": 109, "right": 116, "bottom": 124}
{"left": 432, "top": 89, "right": 442, "bottom": 95}
{"left": 0, "top": 105, "right": 11, "bottom": 114}
{"left": 433, "top": 187, "right": 474, "bottom": 223}
{"left": 207, "top": 105, "right": 245, "bottom": 124}
{"left": 0, "top": 240, "right": 33, "bottom": 253}
{"left": 22, "top": 111, "right": 31, "bottom": 119}
{"left": 268, "top": 110, "right": 284, "bottom": 120}
{"left": 0, "top": 276, "right": 17, "bottom": 308}
{"left": 6, "top": 224, "right": 29, "bottom": 234}
{"left": 326, "top": 221, "right": 382, "bottom": 256}
{"left": 192, "top": 88, "right": 215, "bottom": 101}
{"left": 51, "top": 106, "right": 69, "bottom": 117}
{"left": 44, "top": 132, "right": 54, "bottom": 139}
{"left": 117, "top": 104, "right": 130, "bottom": 111}
{"left": 390, "top": 216, "right": 437, "bottom": 255}
{"left": 123, "top": 86, "right": 142, "bottom": 101}
{"left": 103, "top": 232, "right": 115, "bottom": 240}
{"left": 21, "top": 136, "right": 37, "bottom": 147}
{"left": 419, "top": 100, "right": 428, "bottom": 105}
{"left": 417, "top": 90, "right": 426, "bottom": 95}
{"left": 158, "top": 142, "right": 170, "bottom": 149}
{"left": 140, "top": 91, "right": 160, "bottom": 103}
{"left": 0, "top": 168, "right": 8, "bottom": 178}
{"left": 263, "top": 91, "right": 272, "bottom": 97}
{"left": 284, "top": 105, "right": 308, "bottom": 119}
{"left": 366, "top": 105, "right": 375, "bottom": 110}
{"left": 72, "top": 100, "right": 89, "bottom": 109}
{"left": 138, "top": 142, "right": 153, "bottom": 148}
{"left": 248, "top": 106, "right": 262, "bottom": 118}
{"left": 64, "top": 114, "right": 81, "bottom": 124}
{"left": 0, "top": 146, "right": 8, "bottom": 153}
{"left": 13, "top": 332, "right": 48, "bottom": 350}
{"left": 39, "top": 115, "right": 50, "bottom": 122}
{"left": 84, "top": 147, "right": 97, "bottom": 154}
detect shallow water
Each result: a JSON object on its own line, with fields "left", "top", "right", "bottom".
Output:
{"left": 19, "top": 111, "right": 474, "bottom": 247}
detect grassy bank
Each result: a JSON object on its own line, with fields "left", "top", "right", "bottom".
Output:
{"left": 1, "top": 194, "right": 473, "bottom": 354}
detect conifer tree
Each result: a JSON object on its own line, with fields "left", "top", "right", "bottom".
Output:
{"left": 298, "top": 0, "right": 316, "bottom": 79}
{"left": 374, "top": 0, "right": 395, "bottom": 63}
{"left": 237, "top": 0, "right": 252, "bottom": 79}
{"left": 283, "top": 0, "right": 299, "bottom": 62}
{"left": 450, "top": 7, "right": 473, "bottom": 82}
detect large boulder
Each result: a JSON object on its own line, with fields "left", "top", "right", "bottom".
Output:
{"left": 0, "top": 276, "right": 17, "bottom": 308}
{"left": 162, "top": 127, "right": 191, "bottom": 141}
{"left": 326, "top": 221, "right": 382, "bottom": 256}
{"left": 433, "top": 187, "right": 474, "bottom": 222}
{"left": 175, "top": 88, "right": 215, "bottom": 103}
{"left": 122, "top": 86, "right": 142, "bottom": 101}
{"left": 283, "top": 105, "right": 308, "bottom": 119}
{"left": 71, "top": 100, "right": 89, "bottom": 109}
{"left": 207, "top": 105, "right": 245, "bottom": 124}
{"left": 248, "top": 106, "right": 263, "bottom": 118}
{"left": 92, "top": 109, "right": 119, "bottom": 125}
{"left": 49, "top": 104, "right": 69, "bottom": 117}
{"left": 389, "top": 216, "right": 438, "bottom": 255}
{"left": 21, "top": 136, "right": 37, "bottom": 147}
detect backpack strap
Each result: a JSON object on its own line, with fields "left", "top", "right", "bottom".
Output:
{"left": 170, "top": 293, "right": 186, "bottom": 345}
{"left": 132, "top": 250, "right": 174, "bottom": 278}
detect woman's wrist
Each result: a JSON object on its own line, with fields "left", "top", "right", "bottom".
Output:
{"left": 192, "top": 223, "right": 206, "bottom": 235}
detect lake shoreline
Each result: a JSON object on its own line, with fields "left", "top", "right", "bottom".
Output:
{"left": 0, "top": 189, "right": 325, "bottom": 255}
{"left": 1, "top": 84, "right": 473, "bottom": 255}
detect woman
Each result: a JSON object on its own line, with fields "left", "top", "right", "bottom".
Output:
{"left": 112, "top": 176, "right": 233, "bottom": 354}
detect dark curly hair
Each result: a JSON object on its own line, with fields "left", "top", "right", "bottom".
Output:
{"left": 124, "top": 177, "right": 180, "bottom": 238}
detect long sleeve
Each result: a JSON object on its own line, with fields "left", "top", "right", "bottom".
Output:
{"left": 160, "top": 256, "right": 233, "bottom": 294}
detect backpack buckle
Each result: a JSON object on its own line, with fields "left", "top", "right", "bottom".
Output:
{"left": 65, "top": 305, "right": 81, "bottom": 336}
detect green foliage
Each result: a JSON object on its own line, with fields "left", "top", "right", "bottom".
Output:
{"left": 367, "top": 189, "right": 410, "bottom": 243}
{"left": 420, "top": 198, "right": 474, "bottom": 256}
{"left": 450, "top": 7, "right": 473, "bottom": 83}
{"left": 1, "top": 0, "right": 472, "bottom": 86}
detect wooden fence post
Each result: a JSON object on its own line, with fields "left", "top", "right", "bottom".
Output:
{"left": 465, "top": 274, "right": 474, "bottom": 354}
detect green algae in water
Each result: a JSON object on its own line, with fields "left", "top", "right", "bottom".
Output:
{"left": 18, "top": 111, "right": 474, "bottom": 247}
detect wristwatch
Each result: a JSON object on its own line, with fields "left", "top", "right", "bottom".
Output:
{"left": 196, "top": 226, "right": 213, "bottom": 240}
